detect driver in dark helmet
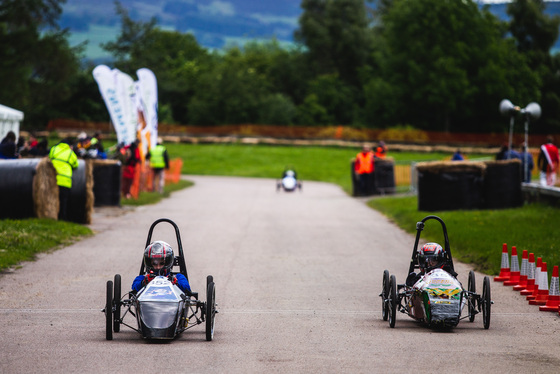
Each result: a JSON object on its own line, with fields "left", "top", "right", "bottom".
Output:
{"left": 132, "top": 240, "right": 191, "bottom": 294}
{"left": 406, "top": 242, "right": 458, "bottom": 286}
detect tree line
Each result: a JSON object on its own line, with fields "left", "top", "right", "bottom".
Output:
{"left": 1, "top": 0, "right": 559, "bottom": 134}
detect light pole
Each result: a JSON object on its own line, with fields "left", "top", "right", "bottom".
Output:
{"left": 499, "top": 99, "right": 520, "bottom": 160}
{"left": 520, "top": 103, "right": 541, "bottom": 183}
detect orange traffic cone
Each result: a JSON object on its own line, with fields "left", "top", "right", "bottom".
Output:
{"left": 514, "top": 250, "right": 529, "bottom": 291}
{"left": 527, "top": 259, "right": 541, "bottom": 302}
{"left": 494, "top": 243, "right": 510, "bottom": 282}
{"left": 520, "top": 254, "right": 537, "bottom": 295}
{"left": 529, "top": 262, "right": 549, "bottom": 305}
{"left": 504, "top": 246, "right": 520, "bottom": 286}
{"left": 540, "top": 266, "right": 560, "bottom": 312}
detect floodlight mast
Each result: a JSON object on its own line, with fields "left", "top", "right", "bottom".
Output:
{"left": 520, "top": 103, "right": 541, "bottom": 183}
{"left": 499, "top": 99, "right": 520, "bottom": 159}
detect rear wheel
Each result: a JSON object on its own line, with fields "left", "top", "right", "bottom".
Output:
{"left": 207, "top": 275, "right": 213, "bottom": 288}
{"left": 113, "top": 274, "right": 121, "bottom": 332}
{"left": 105, "top": 280, "right": 113, "bottom": 340}
{"left": 468, "top": 270, "right": 476, "bottom": 322}
{"left": 482, "top": 276, "right": 491, "bottom": 329}
{"left": 388, "top": 275, "right": 397, "bottom": 328}
{"left": 381, "top": 270, "right": 390, "bottom": 321}
{"left": 206, "top": 281, "right": 216, "bottom": 341}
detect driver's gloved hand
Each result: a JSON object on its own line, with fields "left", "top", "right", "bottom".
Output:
{"left": 406, "top": 272, "right": 419, "bottom": 286}
{"left": 143, "top": 271, "right": 155, "bottom": 286}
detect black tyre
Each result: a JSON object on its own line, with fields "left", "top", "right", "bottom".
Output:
{"left": 113, "top": 274, "right": 121, "bottom": 333}
{"left": 388, "top": 275, "right": 397, "bottom": 328}
{"left": 482, "top": 276, "right": 491, "bottom": 329}
{"left": 468, "top": 270, "right": 476, "bottom": 322}
{"left": 206, "top": 281, "right": 216, "bottom": 341}
{"left": 381, "top": 270, "right": 390, "bottom": 321}
{"left": 105, "top": 280, "right": 113, "bottom": 340}
{"left": 207, "top": 275, "right": 213, "bottom": 288}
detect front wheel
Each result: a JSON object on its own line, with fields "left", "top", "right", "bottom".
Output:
{"left": 468, "top": 270, "right": 476, "bottom": 322}
{"left": 381, "top": 270, "right": 390, "bottom": 321}
{"left": 482, "top": 276, "right": 491, "bottom": 329}
{"left": 388, "top": 275, "right": 397, "bottom": 328}
{"left": 105, "top": 280, "right": 113, "bottom": 340}
{"left": 113, "top": 274, "right": 121, "bottom": 333}
{"left": 205, "top": 281, "right": 216, "bottom": 341}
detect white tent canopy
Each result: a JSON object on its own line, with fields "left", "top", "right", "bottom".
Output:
{"left": 0, "top": 104, "right": 24, "bottom": 141}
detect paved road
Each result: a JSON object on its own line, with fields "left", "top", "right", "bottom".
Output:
{"left": 1, "top": 176, "right": 560, "bottom": 373}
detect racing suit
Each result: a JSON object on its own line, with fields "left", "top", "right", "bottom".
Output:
{"left": 132, "top": 272, "right": 191, "bottom": 294}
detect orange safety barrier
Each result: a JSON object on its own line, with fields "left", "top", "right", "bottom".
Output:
{"left": 165, "top": 158, "right": 183, "bottom": 184}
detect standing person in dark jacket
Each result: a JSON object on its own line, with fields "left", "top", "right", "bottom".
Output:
{"left": 519, "top": 143, "right": 534, "bottom": 183}
{"left": 48, "top": 139, "right": 78, "bottom": 220}
{"left": 0, "top": 131, "right": 18, "bottom": 159}
{"left": 122, "top": 140, "right": 140, "bottom": 199}
{"left": 147, "top": 137, "right": 169, "bottom": 194}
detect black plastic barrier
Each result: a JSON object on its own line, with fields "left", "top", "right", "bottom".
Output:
{"left": 0, "top": 158, "right": 93, "bottom": 223}
{"left": 483, "top": 160, "right": 522, "bottom": 209}
{"left": 351, "top": 158, "right": 395, "bottom": 197}
{"left": 417, "top": 160, "right": 523, "bottom": 211}
{"left": 0, "top": 159, "right": 41, "bottom": 219}
{"left": 92, "top": 160, "right": 121, "bottom": 206}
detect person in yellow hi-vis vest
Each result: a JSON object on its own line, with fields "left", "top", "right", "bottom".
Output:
{"left": 147, "top": 137, "right": 169, "bottom": 194}
{"left": 49, "top": 139, "right": 79, "bottom": 220}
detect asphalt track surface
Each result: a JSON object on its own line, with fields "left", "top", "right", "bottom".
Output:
{"left": 1, "top": 176, "right": 560, "bottom": 373}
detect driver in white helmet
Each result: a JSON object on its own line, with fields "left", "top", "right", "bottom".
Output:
{"left": 406, "top": 242, "right": 457, "bottom": 286}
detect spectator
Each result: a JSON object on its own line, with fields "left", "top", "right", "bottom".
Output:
{"left": 504, "top": 144, "right": 521, "bottom": 160}
{"left": 147, "top": 137, "right": 169, "bottom": 194}
{"left": 375, "top": 141, "right": 387, "bottom": 159}
{"left": 495, "top": 144, "right": 508, "bottom": 160}
{"left": 122, "top": 140, "right": 140, "bottom": 199}
{"left": 538, "top": 136, "right": 559, "bottom": 186}
{"left": 29, "top": 139, "right": 49, "bottom": 157}
{"left": 48, "top": 139, "right": 79, "bottom": 221}
{"left": 0, "top": 131, "right": 19, "bottom": 159}
{"left": 354, "top": 144, "right": 375, "bottom": 196}
{"left": 519, "top": 143, "right": 534, "bottom": 183}
{"left": 451, "top": 149, "right": 464, "bottom": 161}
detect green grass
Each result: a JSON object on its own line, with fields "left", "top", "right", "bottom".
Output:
{"left": 2, "top": 142, "right": 554, "bottom": 277}
{"left": 121, "top": 179, "right": 193, "bottom": 206}
{"left": 368, "top": 196, "right": 560, "bottom": 275}
{"left": 0, "top": 219, "right": 92, "bottom": 271}
{"left": 166, "top": 143, "right": 481, "bottom": 194}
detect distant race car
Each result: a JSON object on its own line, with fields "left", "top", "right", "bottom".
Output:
{"left": 103, "top": 218, "right": 217, "bottom": 341}
{"left": 380, "top": 215, "right": 492, "bottom": 329}
{"left": 276, "top": 168, "right": 302, "bottom": 192}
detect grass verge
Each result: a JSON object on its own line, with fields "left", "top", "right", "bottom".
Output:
{"left": 368, "top": 195, "right": 560, "bottom": 276}
{"left": 121, "top": 179, "right": 193, "bottom": 206}
{"left": 0, "top": 219, "right": 92, "bottom": 271}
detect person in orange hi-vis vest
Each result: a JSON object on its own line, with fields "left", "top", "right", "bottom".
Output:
{"left": 375, "top": 141, "right": 387, "bottom": 159}
{"left": 354, "top": 144, "right": 375, "bottom": 196}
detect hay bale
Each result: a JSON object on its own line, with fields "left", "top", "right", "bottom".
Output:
{"left": 33, "top": 157, "right": 59, "bottom": 219}
{"left": 416, "top": 160, "right": 487, "bottom": 174}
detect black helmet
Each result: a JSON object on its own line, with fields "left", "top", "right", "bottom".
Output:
{"left": 144, "top": 241, "right": 174, "bottom": 275}
{"left": 418, "top": 242, "right": 445, "bottom": 272}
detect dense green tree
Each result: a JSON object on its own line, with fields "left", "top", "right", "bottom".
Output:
{"left": 0, "top": 0, "right": 82, "bottom": 127}
{"left": 507, "top": 0, "right": 560, "bottom": 133}
{"left": 102, "top": 2, "right": 211, "bottom": 124}
{"left": 366, "top": 0, "right": 540, "bottom": 132}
